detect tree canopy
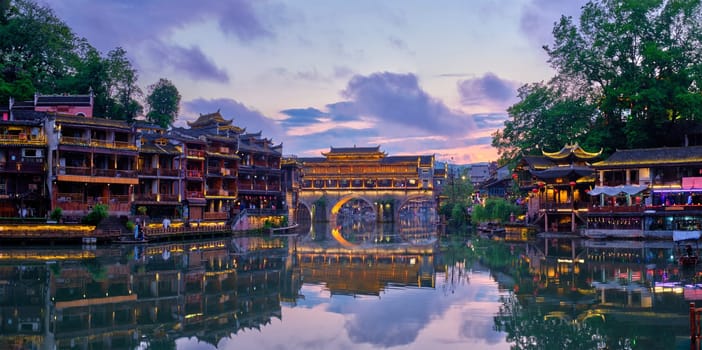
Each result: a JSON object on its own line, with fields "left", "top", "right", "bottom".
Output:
{"left": 0, "top": 0, "right": 145, "bottom": 121}
{"left": 146, "top": 78, "right": 181, "bottom": 128}
{"left": 494, "top": 0, "right": 702, "bottom": 164}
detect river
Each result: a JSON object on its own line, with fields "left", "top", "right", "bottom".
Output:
{"left": 0, "top": 220, "right": 696, "bottom": 349}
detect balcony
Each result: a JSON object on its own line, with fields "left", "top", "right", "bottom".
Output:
{"left": 186, "top": 191, "right": 204, "bottom": 199}
{"left": 57, "top": 166, "right": 138, "bottom": 181}
{"left": 160, "top": 193, "right": 179, "bottom": 202}
{"left": 160, "top": 168, "right": 180, "bottom": 177}
{"left": 206, "top": 189, "right": 235, "bottom": 197}
{"left": 186, "top": 170, "right": 203, "bottom": 178}
{"left": 90, "top": 139, "right": 137, "bottom": 150}
{"left": 187, "top": 149, "right": 205, "bottom": 158}
{"left": 140, "top": 167, "right": 157, "bottom": 176}
{"left": 0, "top": 133, "right": 46, "bottom": 145}
{"left": 60, "top": 137, "right": 136, "bottom": 150}
{"left": 0, "top": 161, "right": 44, "bottom": 173}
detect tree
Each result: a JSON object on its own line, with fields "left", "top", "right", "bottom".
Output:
{"left": 146, "top": 78, "right": 181, "bottom": 128}
{"left": 545, "top": 0, "right": 702, "bottom": 150}
{"left": 492, "top": 82, "right": 596, "bottom": 163}
{"left": 495, "top": 0, "right": 702, "bottom": 162}
{"left": 0, "top": 0, "right": 78, "bottom": 102}
{"left": 104, "top": 47, "right": 142, "bottom": 121}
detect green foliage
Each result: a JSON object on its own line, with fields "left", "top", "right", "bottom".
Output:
{"left": 471, "top": 197, "right": 523, "bottom": 224}
{"left": 83, "top": 203, "right": 108, "bottom": 225}
{"left": 137, "top": 206, "right": 147, "bottom": 216}
{"left": 146, "top": 78, "right": 181, "bottom": 128}
{"left": 125, "top": 220, "right": 135, "bottom": 232}
{"left": 495, "top": 0, "right": 702, "bottom": 162}
{"left": 441, "top": 174, "right": 474, "bottom": 207}
{"left": 49, "top": 207, "right": 62, "bottom": 221}
{"left": 0, "top": 1, "right": 143, "bottom": 120}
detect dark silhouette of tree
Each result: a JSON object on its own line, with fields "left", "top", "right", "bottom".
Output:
{"left": 146, "top": 78, "right": 181, "bottom": 128}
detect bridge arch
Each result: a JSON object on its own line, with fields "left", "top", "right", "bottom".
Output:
{"left": 329, "top": 194, "right": 375, "bottom": 219}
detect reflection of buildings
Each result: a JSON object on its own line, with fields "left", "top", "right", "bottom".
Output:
{"left": 296, "top": 222, "right": 439, "bottom": 296}
{"left": 0, "top": 223, "right": 444, "bottom": 348}
{"left": 511, "top": 236, "right": 690, "bottom": 348}
{"left": 0, "top": 238, "right": 295, "bottom": 349}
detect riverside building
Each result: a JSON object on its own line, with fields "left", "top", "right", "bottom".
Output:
{"left": 0, "top": 94, "right": 283, "bottom": 224}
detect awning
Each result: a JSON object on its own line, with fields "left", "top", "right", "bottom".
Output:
{"left": 588, "top": 185, "right": 649, "bottom": 196}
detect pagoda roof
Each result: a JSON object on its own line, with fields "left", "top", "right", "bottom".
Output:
{"left": 187, "top": 110, "right": 231, "bottom": 127}
{"left": 530, "top": 165, "right": 595, "bottom": 180}
{"left": 324, "top": 145, "right": 383, "bottom": 155}
{"left": 593, "top": 146, "right": 702, "bottom": 169}
{"left": 186, "top": 110, "right": 244, "bottom": 133}
{"left": 541, "top": 143, "right": 602, "bottom": 161}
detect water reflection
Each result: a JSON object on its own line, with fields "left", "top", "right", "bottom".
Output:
{"left": 0, "top": 223, "right": 700, "bottom": 349}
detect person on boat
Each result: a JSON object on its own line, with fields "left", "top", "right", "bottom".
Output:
{"left": 687, "top": 244, "right": 694, "bottom": 257}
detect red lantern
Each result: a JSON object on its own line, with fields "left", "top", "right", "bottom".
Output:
{"left": 569, "top": 181, "right": 576, "bottom": 187}
{"left": 512, "top": 173, "right": 518, "bottom": 180}
{"left": 538, "top": 182, "right": 545, "bottom": 188}
{"left": 532, "top": 188, "right": 539, "bottom": 193}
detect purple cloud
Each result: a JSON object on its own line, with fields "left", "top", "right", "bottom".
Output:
{"left": 520, "top": 0, "right": 587, "bottom": 47}
{"left": 280, "top": 108, "right": 327, "bottom": 127}
{"left": 457, "top": 73, "right": 519, "bottom": 107}
{"left": 342, "top": 72, "right": 474, "bottom": 136}
{"left": 147, "top": 43, "right": 230, "bottom": 83}
{"left": 46, "top": 1, "right": 277, "bottom": 49}
{"left": 182, "top": 97, "right": 284, "bottom": 142}
{"left": 217, "top": 0, "right": 274, "bottom": 42}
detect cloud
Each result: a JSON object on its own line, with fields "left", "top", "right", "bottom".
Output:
{"left": 279, "top": 108, "right": 328, "bottom": 127}
{"left": 342, "top": 72, "right": 474, "bottom": 136}
{"left": 181, "top": 97, "right": 284, "bottom": 142}
{"left": 520, "top": 0, "right": 587, "bottom": 47}
{"left": 147, "top": 43, "right": 230, "bottom": 83}
{"left": 472, "top": 113, "right": 509, "bottom": 129}
{"left": 457, "top": 73, "right": 519, "bottom": 108}
{"left": 216, "top": 0, "right": 274, "bottom": 42}
{"left": 46, "top": 0, "right": 278, "bottom": 49}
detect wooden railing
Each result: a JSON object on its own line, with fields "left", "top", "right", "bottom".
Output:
{"left": 186, "top": 170, "right": 203, "bottom": 178}
{"left": 58, "top": 166, "right": 137, "bottom": 178}
{"left": 186, "top": 191, "right": 204, "bottom": 199}
{"left": 0, "top": 134, "right": 45, "bottom": 144}
{"left": 204, "top": 212, "right": 228, "bottom": 220}
{"left": 60, "top": 137, "right": 136, "bottom": 150}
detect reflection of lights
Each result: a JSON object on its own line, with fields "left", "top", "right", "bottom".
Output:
{"left": 331, "top": 227, "right": 356, "bottom": 248}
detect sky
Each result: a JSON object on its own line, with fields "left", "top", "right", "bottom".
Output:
{"left": 44, "top": 0, "right": 587, "bottom": 164}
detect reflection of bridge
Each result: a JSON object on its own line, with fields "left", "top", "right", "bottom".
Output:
{"left": 298, "top": 190, "right": 437, "bottom": 223}
{"left": 297, "top": 146, "right": 441, "bottom": 222}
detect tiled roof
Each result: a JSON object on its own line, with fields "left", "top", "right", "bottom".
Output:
{"left": 593, "top": 146, "right": 702, "bottom": 168}
{"left": 56, "top": 115, "right": 131, "bottom": 130}
{"left": 327, "top": 146, "right": 381, "bottom": 154}
{"left": 522, "top": 155, "right": 555, "bottom": 170}
{"left": 36, "top": 95, "right": 91, "bottom": 106}
{"left": 542, "top": 143, "right": 602, "bottom": 160}
{"left": 530, "top": 165, "right": 595, "bottom": 180}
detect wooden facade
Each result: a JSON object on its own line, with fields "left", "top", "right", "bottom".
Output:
{"left": 514, "top": 144, "right": 602, "bottom": 232}
{"left": 299, "top": 146, "right": 434, "bottom": 192}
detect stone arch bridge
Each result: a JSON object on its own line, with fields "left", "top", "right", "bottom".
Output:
{"left": 298, "top": 188, "right": 437, "bottom": 223}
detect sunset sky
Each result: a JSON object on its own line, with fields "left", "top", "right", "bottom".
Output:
{"left": 44, "top": 0, "right": 586, "bottom": 164}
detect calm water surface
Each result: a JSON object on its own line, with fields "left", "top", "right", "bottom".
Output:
{"left": 0, "top": 221, "right": 697, "bottom": 349}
